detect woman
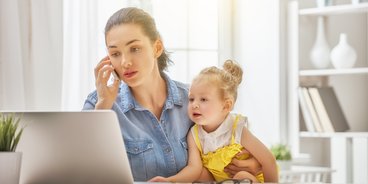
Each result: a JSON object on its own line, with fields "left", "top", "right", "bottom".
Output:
{"left": 83, "top": 7, "right": 261, "bottom": 182}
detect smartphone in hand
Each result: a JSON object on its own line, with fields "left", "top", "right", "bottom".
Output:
{"left": 111, "top": 69, "right": 120, "bottom": 81}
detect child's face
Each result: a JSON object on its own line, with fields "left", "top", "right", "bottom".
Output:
{"left": 188, "top": 81, "right": 229, "bottom": 132}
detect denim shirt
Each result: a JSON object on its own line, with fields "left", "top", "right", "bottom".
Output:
{"left": 83, "top": 75, "right": 193, "bottom": 181}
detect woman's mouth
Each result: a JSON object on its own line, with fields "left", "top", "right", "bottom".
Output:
{"left": 123, "top": 71, "right": 137, "bottom": 79}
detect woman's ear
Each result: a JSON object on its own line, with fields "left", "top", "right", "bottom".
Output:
{"left": 154, "top": 39, "right": 163, "bottom": 58}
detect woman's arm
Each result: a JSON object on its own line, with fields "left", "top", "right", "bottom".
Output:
{"left": 149, "top": 131, "right": 203, "bottom": 182}
{"left": 240, "top": 127, "right": 278, "bottom": 183}
{"left": 224, "top": 149, "right": 262, "bottom": 177}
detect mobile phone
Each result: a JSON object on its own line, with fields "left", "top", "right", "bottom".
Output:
{"left": 111, "top": 69, "right": 120, "bottom": 81}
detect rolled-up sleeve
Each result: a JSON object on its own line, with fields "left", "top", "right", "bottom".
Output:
{"left": 82, "top": 91, "right": 98, "bottom": 110}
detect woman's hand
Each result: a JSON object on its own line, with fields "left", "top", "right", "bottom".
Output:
{"left": 224, "top": 149, "right": 262, "bottom": 177}
{"left": 148, "top": 176, "right": 170, "bottom": 182}
{"left": 94, "top": 56, "right": 120, "bottom": 109}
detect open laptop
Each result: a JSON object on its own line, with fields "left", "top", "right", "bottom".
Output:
{"left": 3, "top": 111, "right": 134, "bottom": 184}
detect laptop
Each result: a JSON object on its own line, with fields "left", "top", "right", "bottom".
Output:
{"left": 3, "top": 111, "right": 134, "bottom": 184}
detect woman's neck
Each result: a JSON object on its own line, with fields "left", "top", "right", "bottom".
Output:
{"left": 131, "top": 73, "right": 167, "bottom": 120}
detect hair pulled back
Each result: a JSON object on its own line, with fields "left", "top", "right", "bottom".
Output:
{"left": 105, "top": 7, "right": 170, "bottom": 73}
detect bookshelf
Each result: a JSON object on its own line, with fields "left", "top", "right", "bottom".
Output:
{"left": 287, "top": 0, "right": 368, "bottom": 183}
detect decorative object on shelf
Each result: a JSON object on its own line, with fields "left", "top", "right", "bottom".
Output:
{"left": 351, "top": 0, "right": 368, "bottom": 4}
{"left": 330, "top": 33, "right": 357, "bottom": 69}
{"left": 351, "top": 0, "right": 360, "bottom": 4}
{"left": 316, "top": 0, "right": 332, "bottom": 8}
{"left": 310, "top": 16, "right": 331, "bottom": 69}
{"left": 0, "top": 113, "right": 24, "bottom": 184}
{"left": 270, "top": 143, "right": 292, "bottom": 170}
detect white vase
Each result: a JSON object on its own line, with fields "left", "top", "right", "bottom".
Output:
{"left": 310, "top": 16, "right": 331, "bottom": 69}
{"left": 0, "top": 152, "right": 22, "bottom": 184}
{"left": 330, "top": 33, "right": 357, "bottom": 69}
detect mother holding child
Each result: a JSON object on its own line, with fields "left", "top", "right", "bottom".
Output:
{"left": 83, "top": 7, "right": 278, "bottom": 183}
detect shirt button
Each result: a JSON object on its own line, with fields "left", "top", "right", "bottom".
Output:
{"left": 166, "top": 148, "right": 171, "bottom": 153}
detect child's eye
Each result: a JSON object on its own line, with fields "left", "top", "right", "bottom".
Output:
{"left": 189, "top": 98, "right": 194, "bottom": 102}
{"left": 200, "top": 98, "right": 207, "bottom": 102}
{"left": 130, "top": 47, "right": 141, "bottom": 53}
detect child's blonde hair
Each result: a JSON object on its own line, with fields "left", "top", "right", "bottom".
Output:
{"left": 192, "top": 60, "right": 243, "bottom": 104}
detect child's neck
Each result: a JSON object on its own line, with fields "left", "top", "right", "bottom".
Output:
{"left": 202, "top": 112, "right": 230, "bottom": 133}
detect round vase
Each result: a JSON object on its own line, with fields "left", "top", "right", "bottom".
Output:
{"left": 310, "top": 16, "right": 331, "bottom": 69}
{"left": 330, "top": 33, "right": 357, "bottom": 69}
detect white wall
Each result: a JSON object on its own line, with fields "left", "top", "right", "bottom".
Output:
{"left": 233, "top": 0, "right": 284, "bottom": 146}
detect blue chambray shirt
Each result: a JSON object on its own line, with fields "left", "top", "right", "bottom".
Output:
{"left": 83, "top": 74, "right": 193, "bottom": 181}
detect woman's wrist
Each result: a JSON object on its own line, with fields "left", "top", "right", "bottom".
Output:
{"left": 95, "top": 100, "right": 114, "bottom": 109}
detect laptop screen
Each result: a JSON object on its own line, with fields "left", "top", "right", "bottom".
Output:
{"left": 5, "top": 111, "right": 134, "bottom": 184}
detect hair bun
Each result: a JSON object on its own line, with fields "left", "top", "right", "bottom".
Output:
{"left": 223, "top": 60, "right": 243, "bottom": 86}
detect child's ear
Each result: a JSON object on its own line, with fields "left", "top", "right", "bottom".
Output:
{"left": 223, "top": 98, "right": 234, "bottom": 112}
{"left": 154, "top": 39, "right": 163, "bottom": 58}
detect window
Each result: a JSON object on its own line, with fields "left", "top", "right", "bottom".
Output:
{"left": 149, "top": 0, "right": 230, "bottom": 83}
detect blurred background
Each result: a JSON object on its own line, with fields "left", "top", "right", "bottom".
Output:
{"left": 2, "top": 0, "right": 368, "bottom": 182}
{"left": 0, "top": 0, "right": 284, "bottom": 146}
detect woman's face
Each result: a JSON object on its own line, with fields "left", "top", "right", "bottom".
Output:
{"left": 105, "top": 23, "right": 162, "bottom": 87}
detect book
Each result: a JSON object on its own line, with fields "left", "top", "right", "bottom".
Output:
{"left": 308, "top": 87, "right": 334, "bottom": 132}
{"left": 298, "top": 87, "right": 315, "bottom": 132}
{"left": 308, "top": 87, "right": 350, "bottom": 132}
{"left": 298, "top": 87, "right": 323, "bottom": 132}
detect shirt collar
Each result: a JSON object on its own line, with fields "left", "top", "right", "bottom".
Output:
{"left": 199, "top": 113, "right": 234, "bottom": 137}
{"left": 120, "top": 73, "right": 183, "bottom": 113}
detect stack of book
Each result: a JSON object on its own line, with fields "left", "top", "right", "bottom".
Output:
{"left": 298, "top": 86, "right": 350, "bottom": 133}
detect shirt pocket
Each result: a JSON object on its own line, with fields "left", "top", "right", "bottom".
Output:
{"left": 125, "top": 139, "right": 156, "bottom": 181}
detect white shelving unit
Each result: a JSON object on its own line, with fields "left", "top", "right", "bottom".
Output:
{"left": 287, "top": 0, "right": 368, "bottom": 183}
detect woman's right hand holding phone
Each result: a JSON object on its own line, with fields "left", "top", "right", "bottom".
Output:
{"left": 94, "top": 56, "right": 120, "bottom": 109}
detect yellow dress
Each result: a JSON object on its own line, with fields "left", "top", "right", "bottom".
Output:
{"left": 193, "top": 115, "right": 264, "bottom": 182}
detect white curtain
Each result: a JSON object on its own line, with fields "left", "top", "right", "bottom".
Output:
{"left": 0, "top": 0, "right": 63, "bottom": 110}
{"left": 61, "top": 0, "right": 125, "bottom": 110}
{"left": 0, "top": 0, "right": 26, "bottom": 110}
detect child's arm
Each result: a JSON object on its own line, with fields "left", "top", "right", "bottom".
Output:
{"left": 149, "top": 131, "right": 203, "bottom": 182}
{"left": 240, "top": 127, "right": 279, "bottom": 183}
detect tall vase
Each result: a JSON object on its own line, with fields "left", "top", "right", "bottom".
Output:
{"left": 310, "top": 16, "right": 331, "bottom": 69}
{"left": 330, "top": 33, "right": 357, "bottom": 69}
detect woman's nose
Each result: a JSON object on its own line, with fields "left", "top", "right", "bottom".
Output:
{"left": 121, "top": 54, "right": 132, "bottom": 68}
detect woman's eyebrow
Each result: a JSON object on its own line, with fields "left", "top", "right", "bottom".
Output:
{"left": 125, "top": 39, "right": 140, "bottom": 46}
{"left": 107, "top": 39, "right": 140, "bottom": 49}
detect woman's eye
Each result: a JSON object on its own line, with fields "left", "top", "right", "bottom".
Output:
{"left": 110, "top": 52, "right": 120, "bottom": 57}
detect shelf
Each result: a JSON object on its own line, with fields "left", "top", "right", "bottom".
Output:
{"left": 299, "top": 67, "right": 368, "bottom": 76}
{"left": 300, "top": 131, "right": 368, "bottom": 138}
{"left": 280, "top": 165, "right": 334, "bottom": 174}
{"left": 299, "top": 3, "right": 368, "bottom": 16}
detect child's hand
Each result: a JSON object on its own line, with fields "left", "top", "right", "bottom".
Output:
{"left": 148, "top": 176, "right": 170, "bottom": 182}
